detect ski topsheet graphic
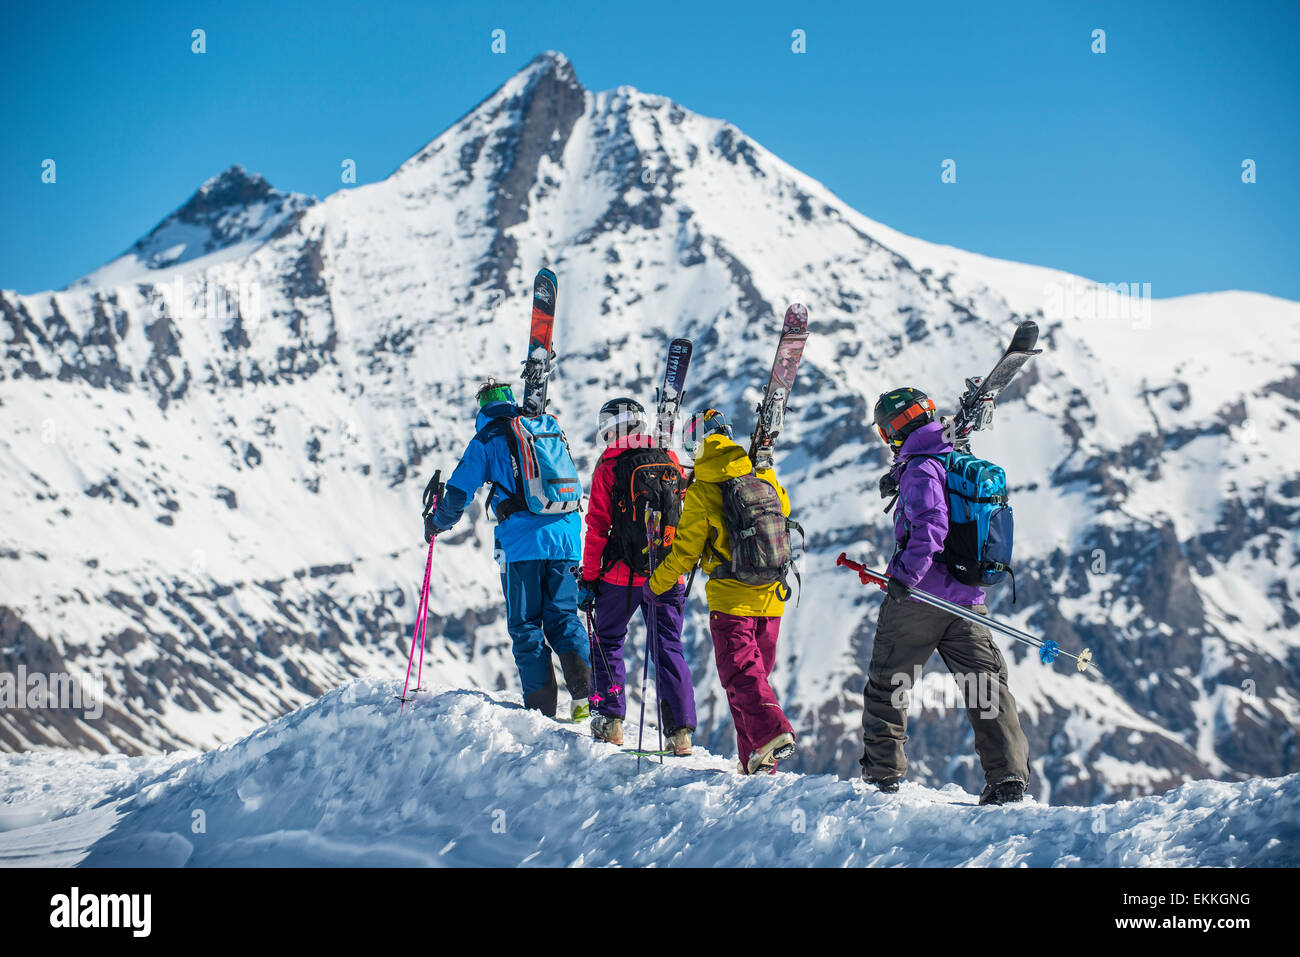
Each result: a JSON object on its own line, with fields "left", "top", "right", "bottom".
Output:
{"left": 521, "top": 268, "right": 558, "bottom": 415}
{"left": 749, "top": 304, "right": 810, "bottom": 470}
{"left": 947, "top": 319, "right": 1042, "bottom": 451}
{"left": 655, "top": 338, "right": 694, "bottom": 449}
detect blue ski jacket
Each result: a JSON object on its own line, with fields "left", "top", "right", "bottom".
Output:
{"left": 431, "top": 400, "right": 581, "bottom": 564}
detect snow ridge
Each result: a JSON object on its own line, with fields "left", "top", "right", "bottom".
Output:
{"left": 1, "top": 682, "right": 1295, "bottom": 867}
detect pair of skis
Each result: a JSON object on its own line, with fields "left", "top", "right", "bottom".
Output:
{"left": 749, "top": 304, "right": 810, "bottom": 470}
{"left": 521, "top": 268, "right": 559, "bottom": 415}
{"left": 945, "top": 319, "right": 1043, "bottom": 452}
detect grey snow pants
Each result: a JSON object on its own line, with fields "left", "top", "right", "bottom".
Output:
{"left": 860, "top": 595, "right": 1030, "bottom": 787}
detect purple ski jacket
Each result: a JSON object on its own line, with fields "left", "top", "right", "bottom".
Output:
{"left": 886, "top": 421, "right": 985, "bottom": 607}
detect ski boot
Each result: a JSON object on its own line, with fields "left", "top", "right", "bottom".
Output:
{"left": 979, "top": 777, "right": 1027, "bottom": 806}
{"left": 746, "top": 732, "right": 795, "bottom": 775}
{"left": 571, "top": 699, "right": 591, "bottom": 722}
{"left": 591, "top": 715, "right": 624, "bottom": 746}
{"left": 865, "top": 775, "right": 902, "bottom": 794}
{"left": 665, "top": 728, "right": 693, "bottom": 757}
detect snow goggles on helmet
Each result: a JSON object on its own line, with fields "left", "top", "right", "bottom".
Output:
{"left": 878, "top": 397, "right": 935, "bottom": 446}
{"left": 597, "top": 400, "right": 648, "bottom": 441}
{"left": 476, "top": 382, "right": 515, "bottom": 407}
{"left": 684, "top": 409, "right": 732, "bottom": 453}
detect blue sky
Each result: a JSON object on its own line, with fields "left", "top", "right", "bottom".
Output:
{"left": 2, "top": 0, "right": 1297, "bottom": 298}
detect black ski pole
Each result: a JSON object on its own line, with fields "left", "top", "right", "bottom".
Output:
{"left": 636, "top": 509, "right": 667, "bottom": 771}
{"left": 647, "top": 510, "right": 664, "bottom": 763}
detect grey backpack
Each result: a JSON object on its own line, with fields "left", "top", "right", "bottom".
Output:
{"left": 708, "top": 472, "right": 803, "bottom": 600}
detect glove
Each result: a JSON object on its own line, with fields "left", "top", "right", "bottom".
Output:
{"left": 642, "top": 582, "right": 661, "bottom": 605}
{"left": 422, "top": 469, "right": 446, "bottom": 543}
{"left": 878, "top": 470, "right": 900, "bottom": 501}
{"left": 578, "top": 581, "right": 598, "bottom": 613}
{"left": 887, "top": 577, "right": 911, "bottom": 603}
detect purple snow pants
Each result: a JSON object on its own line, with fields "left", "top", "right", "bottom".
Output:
{"left": 591, "top": 581, "right": 697, "bottom": 734}
{"left": 709, "top": 610, "right": 794, "bottom": 767}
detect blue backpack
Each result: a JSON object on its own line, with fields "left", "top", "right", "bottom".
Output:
{"left": 902, "top": 451, "right": 1015, "bottom": 592}
{"left": 484, "top": 413, "right": 584, "bottom": 519}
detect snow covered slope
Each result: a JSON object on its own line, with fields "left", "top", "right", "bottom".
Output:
{"left": 1, "top": 682, "right": 1294, "bottom": 867}
{"left": 2, "top": 52, "right": 1298, "bottom": 805}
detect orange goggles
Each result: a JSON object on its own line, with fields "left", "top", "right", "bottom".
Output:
{"left": 879, "top": 398, "right": 935, "bottom": 443}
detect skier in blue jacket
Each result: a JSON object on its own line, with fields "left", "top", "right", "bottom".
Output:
{"left": 427, "top": 378, "right": 592, "bottom": 719}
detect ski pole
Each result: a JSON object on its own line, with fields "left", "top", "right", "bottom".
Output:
{"left": 412, "top": 471, "right": 446, "bottom": 695}
{"left": 835, "top": 553, "right": 1099, "bottom": 675}
{"left": 397, "top": 538, "right": 436, "bottom": 712}
{"left": 635, "top": 604, "right": 651, "bottom": 775}
{"left": 647, "top": 511, "right": 664, "bottom": 764}
{"left": 584, "top": 606, "right": 621, "bottom": 708}
{"left": 397, "top": 471, "right": 443, "bottom": 712}
{"left": 636, "top": 510, "right": 666, "bottom": 771}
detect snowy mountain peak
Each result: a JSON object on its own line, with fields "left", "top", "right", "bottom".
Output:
{"left": 176, "top": 164, "right": 279, "bottom": 218}
{"left": 522, "top": 49, "right": 579, "bottom": 85}
{"left": 71, "top": 164, "right": 317, "bottom": 289}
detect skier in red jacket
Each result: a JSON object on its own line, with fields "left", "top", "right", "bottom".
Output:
{"left": 579, "top": 398, "right": 697, "bottom": 755}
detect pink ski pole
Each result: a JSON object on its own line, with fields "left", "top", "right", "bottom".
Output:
{"left": 397, "top": 538, "right": 435, "bottom": 712}
{"left": 397, "top": 471, "right": 444, "bottom": 712}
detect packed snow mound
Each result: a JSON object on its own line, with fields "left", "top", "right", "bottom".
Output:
{"left": 1, "top": 681, "right": 1295, "bottom": 867}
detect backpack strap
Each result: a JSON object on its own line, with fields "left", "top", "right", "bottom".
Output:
{"left": 476, "top": 417, "right": 527, "bottom": 523}
{"left": 777, "top": 519, "right": 805, "bottom": 605}
{"left": 703, "top": 480, "right": 734, "bottom": 579}
{"left": 892, "top": 453, "right": 948, "bottom": 557}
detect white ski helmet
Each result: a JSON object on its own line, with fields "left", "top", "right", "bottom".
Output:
{"left": 597, "top": 397, "right": 647, "bottom": 444}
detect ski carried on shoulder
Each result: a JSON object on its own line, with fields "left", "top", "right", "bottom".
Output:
{"left": 655, "top": 338, "right": 694, "bottom": 449}
{"left": 947, "top": 319, "right": 1042, "bottom": 451}
{"left": 749, "top": 304, "right": 810, "bottom": 470}
{"left": 521, "top": 268, "right": 558, "bottom": 415}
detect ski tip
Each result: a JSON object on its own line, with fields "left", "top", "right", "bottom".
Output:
{"left": 1009, "top": 319, "right": 1039, "bottom": 352}
{"left": 784, "top": 303, "right": 809, "bottom": 329}
{"left": 533, "top": 269, "right": 557, "bottom": 305}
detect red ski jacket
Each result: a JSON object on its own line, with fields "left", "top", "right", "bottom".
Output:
{"left": 581, "top": 434, "right": 686, "bottom": 587}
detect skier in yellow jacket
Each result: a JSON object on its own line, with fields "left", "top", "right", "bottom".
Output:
{"left": 645, "top": 410, "right": 798, "bottom": 774}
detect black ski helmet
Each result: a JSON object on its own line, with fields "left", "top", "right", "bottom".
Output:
{"left": 597, "top": 396, "right": 647, "bottom": 442}
{"left": 874, "top": 387, "right": 936, "bottom": 448}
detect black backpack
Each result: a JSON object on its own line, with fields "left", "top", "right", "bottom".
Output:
{"left": 601, "top": 447, "right": 685, "bottom": 577}
{"left": 707, "top": 472, "right": 804, "bottom": 600}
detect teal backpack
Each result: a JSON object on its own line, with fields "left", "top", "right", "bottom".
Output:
{"left": 485, "top": 413, "right": 584, "bottom": 519}
{"left": 897, "top": 451, "right": 1015, "bottom": 593}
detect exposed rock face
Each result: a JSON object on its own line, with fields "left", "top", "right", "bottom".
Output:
{"left": 2, "top": 53, "right": 1297, "bottom": 802}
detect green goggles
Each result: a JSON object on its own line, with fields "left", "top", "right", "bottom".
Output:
{"left": 477, "top": 384, "right": 515, "bottom": 407}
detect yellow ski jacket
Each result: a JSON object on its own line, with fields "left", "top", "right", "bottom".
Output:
{"left": 647, "top": 434, "right": 791, "bottom": 618}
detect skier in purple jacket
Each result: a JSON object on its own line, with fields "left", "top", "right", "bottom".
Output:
{"left": 860, "top": 387, "right": 1030, "bottom": 804}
